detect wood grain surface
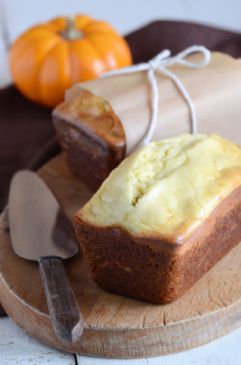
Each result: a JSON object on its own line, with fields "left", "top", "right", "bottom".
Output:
{"left": 1, "top": 154, "right": 241, "bottom": 358}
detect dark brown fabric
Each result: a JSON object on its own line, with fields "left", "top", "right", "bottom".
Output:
{"left": 1, "top": 20, "right": 241, "bottom": 315}
{"left": 127, "top": 20, "right": 241, "bottom": 62}
{"left": 0, "top": 87, "right": 58, "bottom": 211}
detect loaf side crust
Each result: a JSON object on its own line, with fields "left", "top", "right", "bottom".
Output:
{"left": 74, "top": 185, "right": 241, "bottom": 303}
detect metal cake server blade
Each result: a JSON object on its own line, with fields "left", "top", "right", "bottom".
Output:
{"left": 8, "top": 170, "right": 84, "bottom": 343}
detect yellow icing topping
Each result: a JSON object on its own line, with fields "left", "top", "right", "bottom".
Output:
{"left": 78, "top": 134, "right": 241, "bottom": 242}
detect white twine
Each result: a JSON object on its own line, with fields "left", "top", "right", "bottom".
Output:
{"left": 101, "top": 45, "right": 211, "bottom": 150}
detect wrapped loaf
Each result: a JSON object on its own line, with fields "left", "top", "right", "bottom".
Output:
{"left": 53, "top": 52, "right": 241, "bottom": 190}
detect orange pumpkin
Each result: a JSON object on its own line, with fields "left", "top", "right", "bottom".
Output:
{"left": 9, "top": 15, "right": 132, "bottom": 107}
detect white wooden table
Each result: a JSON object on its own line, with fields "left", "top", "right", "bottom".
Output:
{"left": 1, "top": 315, "right": 241, "bottom": 365}
{"left": 1, "top": 0, "right": 241, "bottom": 363}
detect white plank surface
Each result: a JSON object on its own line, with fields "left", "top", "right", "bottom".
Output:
{"left": 0, "top": 318, "right": 75, "bottom": 365}
{"left": 0, "top": 0, "right": 10, "bottom": 87}
{"left": 2, "top": 0, "right": 187, "bottom": 42}
{"left": 77, "top": 326, "right": 241, "bottom": 365}
{"left": 2, "top": 314, "right": 241, "bottom": 365}
{"left": 0, "top": 312, "right": 241, "bottom": 365}
{"left": 0, "top": 38, "right": 10, "bottom": 88}
{"left": 184, "top": 0, "right": 241, "bottom": 32}
{"left": 2, "top": 0, "right": 241, "bottom": 42}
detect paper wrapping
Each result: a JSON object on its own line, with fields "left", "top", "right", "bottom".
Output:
{"left": 66, "top": 52, "right": 241, "bottom": 155}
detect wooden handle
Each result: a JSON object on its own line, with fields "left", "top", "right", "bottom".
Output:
{"left": 39, "top": 257, "right": 84, "bottom": 343}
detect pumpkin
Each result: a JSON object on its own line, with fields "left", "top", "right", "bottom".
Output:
{"left": 9, "top": 15, "right": 132, "bottom": 107}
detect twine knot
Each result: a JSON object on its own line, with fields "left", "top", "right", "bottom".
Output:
{"left": 102, "top": 45, "right": 211, "bottom": 151}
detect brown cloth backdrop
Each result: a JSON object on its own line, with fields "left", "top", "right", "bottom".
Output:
{"left": 1, "top": 20, "right": 241, "bottom": 316}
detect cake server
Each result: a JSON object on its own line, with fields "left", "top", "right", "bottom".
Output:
{"left": 8, "top": 170, "right": 84, "bottom": 343}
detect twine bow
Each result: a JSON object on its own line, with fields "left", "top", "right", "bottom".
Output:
{"left": 102, "top": 45, "right": 211, "bottom": 150}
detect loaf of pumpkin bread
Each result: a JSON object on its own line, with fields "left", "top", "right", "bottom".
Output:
{"left": 53, "top": 89, "right": 126, "bottom": 190}
{"left": 74, "top": 134, "right": 241, "bottom": 303}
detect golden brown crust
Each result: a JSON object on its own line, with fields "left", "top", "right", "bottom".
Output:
{"left": 54, "top": 89, "right": 126, "bottom": 148}
{"left": 52, "top": 89, "right": 126, "bottom": 190}
{"left": 74, "top": 185, "right": 241, "bottom": 303}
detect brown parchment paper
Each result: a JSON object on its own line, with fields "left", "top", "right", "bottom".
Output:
{"left": 66, "top": 52, "right": 241, "bottom": 154}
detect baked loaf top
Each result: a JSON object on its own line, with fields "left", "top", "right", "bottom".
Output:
{"left": 53, "top": 89, "right": 126, "bottom": 149}
{"left": 77, "top": 134, "right": 241, "bottom": 243}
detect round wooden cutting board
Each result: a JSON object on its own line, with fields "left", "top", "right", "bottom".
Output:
{"left": 1, "top": 155, "right": 241, "bottom": 358}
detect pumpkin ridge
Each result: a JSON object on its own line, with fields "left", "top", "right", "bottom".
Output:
{"left": 83, "top": 20, "right": 117, "bottom": 34}
{"left": 84, "top": 29, "right": 121, "bottom": 38}
{"left": 35, "top": 38, "right": 64, "bottom": 102}
{"left": 67, "top": 41, "right": 76, "bottom": 86}
{"left": 10, "top": 35, "right": 61, "bottom": 102}
{"left": 68, "top": 39, "right": 107, "bottom": 82}
{"left": 85, "top": 36, "right": 124, "bottom": 69}
{"left": 14, "top": 27, "right": 62, "bottom": 46}
{"left": 83, "top": 37, "right": 110, "bottom": 70}
{"left": 39, "top": 39, "right": 71, "bottom": 107}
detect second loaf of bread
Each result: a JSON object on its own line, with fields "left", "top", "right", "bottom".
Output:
{"left": 74, "top": 134, "right": 241, "bottom": 303}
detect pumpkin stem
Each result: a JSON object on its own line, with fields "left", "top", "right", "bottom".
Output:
{"left": 61, "top": 17, "right": 84, "bottom": 40}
